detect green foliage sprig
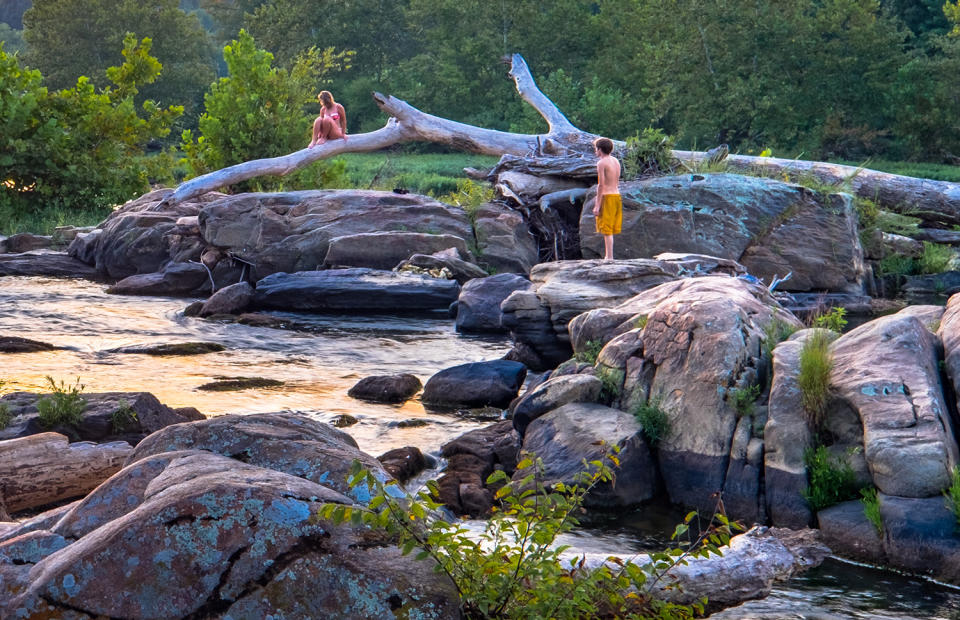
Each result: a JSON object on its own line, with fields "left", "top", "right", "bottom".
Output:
{"left": 111, "top": 400, "right": 139, "bottom": 433}
{"left": 36, "top": 376, "right": 86, "bottom": 428}
{"left": 803, "top": 445, "right": 860, "bottom": 512}
{"left": 798, "top": 331, "right": 834, "bottom": 429}
{"left": 633, "top": 397, "right": 671, "bottom": 448}
{"left": 575, "top": 340, "right": 603, "bottom": 365}
{"left": 944, "top": 465, "right": 960, "bottom": 529}
{"left": 762, "top": 318, "right": 799, "bottom": 360}
{"left": 318, "top": 451, "right": 740, "bottom": 619}
{"left": 811, "top": 307, "right": 848, "bottom": 333}
{"left": 731, "top": 385, "right": 762, "bottom": 418}
{"left": 622, "top": 128, "right": 676, "bottom": 179}
{"left": 860, "top": 486, "right": 883, "bottom": 535}
{"left": 0, "top": 403, "right": 10, "bottom": 430}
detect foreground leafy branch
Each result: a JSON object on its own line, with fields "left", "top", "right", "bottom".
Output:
{"left": 317, "top": 449, "right": 741, "bottom": 619}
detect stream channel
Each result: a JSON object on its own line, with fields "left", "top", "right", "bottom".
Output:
{"left": 4, "top": 275, "right": 960, "bottom": 618}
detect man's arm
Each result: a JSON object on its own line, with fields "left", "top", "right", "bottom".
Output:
{"left": 593, "top": 160, "right": 606, "bottom": 216}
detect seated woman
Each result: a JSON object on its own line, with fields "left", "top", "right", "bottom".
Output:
{"left": 308, "top": 90, "right": 347, "bottom": 147}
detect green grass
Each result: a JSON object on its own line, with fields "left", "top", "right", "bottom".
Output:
{"left": 0, "top": 403, "right": 10, "bottom": 430}
{"left": 633, "top": 397, "right": 671, "bottom": 447}
{"left": 803, "top": 445, "right": 859, "bottom": 512}
{"left": 798, "top": 331, "right": 834, "bottom": 429}
{"left": 861, "top": 486, "right": 883, "bottom": 535}
{"left": 596, "top": 366, "right": 625, "bottom": 403}
{"left": 574, "top": 340, "right": 604, "bottom": 365}
{"left": 336, "top": 152, "right": 499, "bottom": 195}
{"left": 833, "top": 160, "right": 960, "bottom": 183}
{"left": 945, "top": 466, "right": 960, "bottom": 529}
{"left": 762, "top": 318, "right": 799, "bottom": 360}
{"left": 731, "top": 384, "right": 761, "bottom": 418}
{"left": 0, "top": 204, "right": 109, "bottom": 236}
{"left": 36, "top": 376, "right": 86, "bottom": 428}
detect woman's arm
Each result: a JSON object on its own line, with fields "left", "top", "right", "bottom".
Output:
{"left": 338, "top": 104, "right": 347, "bottom": 136}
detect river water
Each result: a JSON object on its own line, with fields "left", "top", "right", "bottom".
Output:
{"left": 3, "top": 275, "right": 960, "bottom": 618}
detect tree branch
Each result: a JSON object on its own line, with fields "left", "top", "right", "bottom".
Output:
{"left": 506, "top": 53, "right": 577, "bottom": 135}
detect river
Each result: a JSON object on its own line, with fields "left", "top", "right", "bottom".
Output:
{"left": 3, "top": 275, "right": 960, "bottom": 618}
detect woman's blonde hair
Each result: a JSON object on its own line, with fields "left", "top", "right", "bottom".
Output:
{"left": 318, "top": 90, "right": 335, "bottom": 107}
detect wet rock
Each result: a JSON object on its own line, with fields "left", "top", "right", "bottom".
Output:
{"left": 422, "top": 360, "right": 527, "bottom": 409}
{"left": 0, "top": 250, "right": 100, "bottom": 279}
{"left": 569, "top": 276, "right": 801, "bottom": 515}
{"left": 107, "top": 342, "right": 225, "bottom": 356}
{"left": 456, "top": 273, "right": 532, "bottom": 333}
{"left": 201, "top": 190, "right": 474, "bottom": 280}
{"left": 198, "top": 281, "right": 254, "bottom": 316}
{"left": 331, "top": 414, "right": 358, "bottom": 427}
{"left": 0, "top": 391, "right": 204, "bottom": 445}
{"left": 125, "top": 412, "right": 390, "bottom": 503}
{"left": 511, "top": 373, "right": 603, "bottom": 437}
{"left": 378, "top": 446, "right": 427, "bottom": 483}
{"left": 348, "top": 374, "right": 422, "bottom": 403}
{"left": 581, "top": 174, "right": 869, "bottom": 294}
{"left": 7, "top": 451, "right": 459, "bottom": 619}
{"left": 196, "top": 377, "right": 283, "bottom": 391}
{"left": 904, "top": 271, "right": 960, "bottom": 301}
{"left": 324, "top": 231, "right": 473, "bottom": 270}
{"left": 5, "top": 232, "right": 53, "bottom": 253}
{"left": 0, "top": 336, "right": 60, "bottom": 353}
{"left": 106, "top": 260, "right": 210, "bottom": 296}
{"left": 66, "top": 229, "right": 102, "bottom": 265}
{"left": 253, "top": 268, "right": 461, "bottom": 312}
{"left": 394, "top": 419, "right": 430, "bottom": 428}
{"left": 182, "top": 300, "right": 204, "bottom": 317}
{"left": 830, "top": 310, "right": 957, "bottom": 497}
{"left": 436, "top": 420, "right": 520, "bottom": 516}
{"left": 472, "top": 201, "right": 540, "bottom": 274}
{"left": 397, "top": 250, "right": 488, "bottom": 284}
{"left": 518, "top": 402, "right": 658, "bottom": 508}
{"left": 817, "top": 500, "right": 886, "bottom": 565}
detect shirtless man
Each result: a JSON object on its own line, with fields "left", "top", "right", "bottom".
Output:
{"left": 592, "top": 137, "right": 622, "bottom": 261}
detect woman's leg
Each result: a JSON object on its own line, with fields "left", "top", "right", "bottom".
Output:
{"left": 308, "top": 116, "right": 323, "bottom": 147}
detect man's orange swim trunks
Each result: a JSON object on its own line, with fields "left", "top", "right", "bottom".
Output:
{"left": 595, "top": 194, "right": 622, "bottom": 235}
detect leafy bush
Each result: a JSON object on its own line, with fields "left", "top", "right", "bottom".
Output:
{"left": 944, "top": 465, "right": 960, "bottom": 529}
{"left": 731, "top": 384, "right": 761, "bottom": 418}
{"left": 574, "top": 340, "right": 604, "bottom": 365}
{"left": 803, "top": 445, "right": 859, "bottom": 512}
{"left": 596, "top": 366, "right": 625, "bottom": 404}
{"left": 0, "top": 35, "right": 182, "bottom": 231}
{"left": 633, "top": 397, "right": 671, "bottom": 447}
{"left": 917, "top": 242, "right": 955, "bottom": 275}
{"left": 798, "top": 331, "right": 834, "bottom": 429}
{"left": 36, "top": 376, "right": 86, "bottom": 428}
{"left": 319, "top": 452, "right": 739, "bottom": 619}
{"left": 762, "top": 318, "right": 799, "bottom": 360}
{"left": 812, "top": 307, "right": 848, "bottom": 333}
{"left": 860, "top": 486, "right": 883, "bottom": 535}
{"left": 435, "top": 178, "right": 495, "bottom": 224}
{"left": 622, "top": 128, "right": 676, "bottom": 179}
{"left": 181, "top": 30, "right": 351, "bottom": 191}
{"left": 111, "top": 401, "right": 139, "bottom": 433}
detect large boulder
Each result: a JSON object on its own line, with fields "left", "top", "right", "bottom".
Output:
{"left": 436, "top": 421, "right": 521, "bottom": 516}
{"left": 456, "top": 273, "right": 532, "bottom": 333}
{"left": 397, "top": 250, "right": 489, "bottom": 284}
{"left": 348, "top": 374, "right": 422, "bottom": 403}
{"left": 324, "top": 231, "right": 473, "bottom": 270}
{"left": 4, "top": 232, "right": 53, "bottom": 253}
{"left": 253, "top": 268, "right": 460, "bottom": 312}
{"left": 580, "top": 174, "right": 868, "bottom": 295}
{"left": 518, "top": 402, "right": 658, "bottom": 508}
{"left": 568, "top": 276, "right": 802, "bottom": 516}
{"left": 829, "top": 309, "right": 958, "bottom": 497}
{"left": 200, "top": 190, "right": 475, "bottom": 280}
{"left": 421, "top": 360, "right": 527, "bottom": 409}
{"left": 0, "top": 251, "right": 100, "bottom": 279}
{"left": 940, "top": 292, "right": 960, "bottom": 418}
{"left": 6, "top": 451, "right": 460, "bottom": 618}
{"left": 199, "top": 281, "right": 254, "bottom": 316}
{"left": 0, "top": 391, "right": 204, "bottom": 445}
{"left": 125, "top": 412, "right": 390, "bottom": 503}
{"left": 472, "top": 201, "right": 541, "bottom": 274}
{"left": 511, "top": 373, "right": 603, "bottom": 436}
{"left": 106, "top": 260, "right": 210, "bottom": 296}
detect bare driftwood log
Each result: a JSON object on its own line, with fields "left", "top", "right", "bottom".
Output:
{"left": 160, "top": 55, "right": 960, "bottom": 227}
{"left": 0, "top": 432, "right": 131, "bottom": 513}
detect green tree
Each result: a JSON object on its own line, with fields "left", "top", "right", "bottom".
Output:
{"left": 22, "top": 0, "right": 216, "bottom": 123}
{"left": 0, "top": 35, "right": 182, "bottom": 230}
{"left": 0, "top": 24, "right": 24, "bottom": 55}
{"left": 181, "top": 30, "right": 350, "bottom": 188}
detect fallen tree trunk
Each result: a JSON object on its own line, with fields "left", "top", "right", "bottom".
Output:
{"left": 159, "top": 55, "right": 960, "bottom": 228}
{"left": 0, "top": 433, "right": 131, "bottom": 513}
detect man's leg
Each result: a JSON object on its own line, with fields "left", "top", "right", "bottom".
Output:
{"left": 603, "top": 234, "right": 614, "bottom": 260}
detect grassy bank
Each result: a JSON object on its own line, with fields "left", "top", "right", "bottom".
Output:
{"left": 834, "top": 160, "right": 960, "bottom": 182}
{"left": 335, "top": 151, "right": 499, "bottom": 195}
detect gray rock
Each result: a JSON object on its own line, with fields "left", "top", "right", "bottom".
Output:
{"left": 0, "top": 336, "right": 60, "bottom": 353}
{"left": 473, "top": 201, "right": 540, "bottom": 274}
{"left": 324, "top": 231, "right": 472, "bottom": 270}
{"left": 253, "top": 268, "right": 460, "bottom": 312}
{"left": 5, "top": 232, "right": 53, "bottom": 253}
{"left": 817, "top": 500, "right": 886, "bottom": 565}
{"left": 519, "top": 402, "right": 658, "bottom": 507}
{"left": 106, "top": 261, "right": 210, "bottom": 296}
{"left": 199, "top": 281, "right": 254, "bottom": 316}
{"left": 125, "top": 412, "right": 389, "bottom": 503}
{"left": 511, "top": 373, "right": 603, "bottom": 436}
{"left": 348, "top": 374, "right": 422, "bottom": 403}
{"left": 107, "top": 342, "right": 225, "bottom": 356}
{"left": 0, "top": 251, "right": 100, "bottom": 279}
{"left": 66, "top": 229, "right": 102, "bottom": 265}
{"left": 456, "top": 273, "right": 532, "bottom": 333}
{"left": 422, "top": 360, "right": 527, "bottom": 409}
{"left": 879, "top": 494, "right": 960, "bottom": 583}
{"left": 397, "top": 251, "right": 488, "bottom": 284}
{"left": 580, "top": 174, "right": 868, "bottom": 294}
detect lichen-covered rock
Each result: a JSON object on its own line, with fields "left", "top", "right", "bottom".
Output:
{"left": 830, "top": 310, "right": 958, "bottom": 497}
{"left": 8, "top": 451, "right": 460, "bottom": 619}
{"left": 518, "top": 402, "right": 657, "bottom": 508}
{"left": 568, "top": 276, "right": 802, "bottom": 516}
{"left": 580, "top": 174, "right": 868, "bottom": 294}
{"left": 422, "top": 360, "right": 527, "bottom": 409}
{"left": 348, "top": 374, "right": 422, "bottom": 403}
{"left": 456, "top": 273, "right": 532, "bottom": 333}
{"left": 511, "top": 373, "right": 603, "bottom": 436}
{"left": 253, "top": 268, "right": 461, "bottom": 312}
{"left": 125, "top": 412, "right": 389, "bottom": 504}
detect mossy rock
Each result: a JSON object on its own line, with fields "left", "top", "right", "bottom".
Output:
{"left": 196, "top": 377, "right": 283, "bottom": 391}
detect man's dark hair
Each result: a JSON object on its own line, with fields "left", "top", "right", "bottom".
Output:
{"left": 594, "top": 137, "right": 614, "bottom": 155}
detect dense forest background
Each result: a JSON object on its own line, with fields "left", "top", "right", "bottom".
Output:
{"left": 2, "top": 0, "right": 959, "bottom": 163}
